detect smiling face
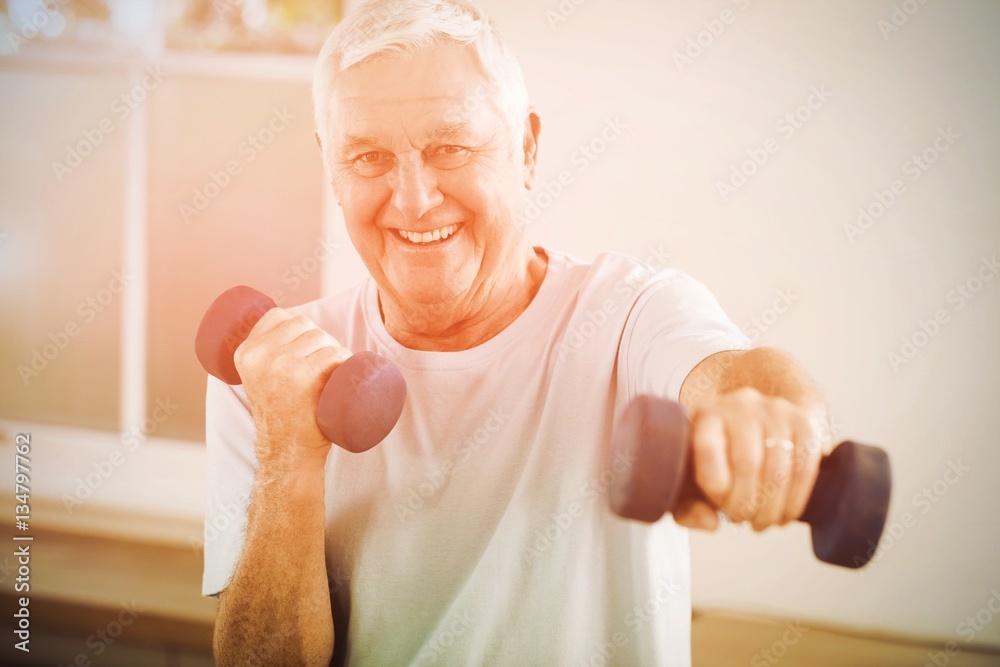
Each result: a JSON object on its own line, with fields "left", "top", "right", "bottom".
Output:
{"left": 321, "top": 42, "right": 540, "bottom": 341}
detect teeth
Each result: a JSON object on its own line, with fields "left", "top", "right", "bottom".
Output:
{"left": 397, "top": 224, "right": 458, "bottom": 244}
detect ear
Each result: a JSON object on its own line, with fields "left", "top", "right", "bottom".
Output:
{"left": 522, "top": 108, "right": 541, "bottom": 190}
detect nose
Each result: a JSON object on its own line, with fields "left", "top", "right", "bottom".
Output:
{"left": 388, "top": 151, "right": 444, "bottom": 222}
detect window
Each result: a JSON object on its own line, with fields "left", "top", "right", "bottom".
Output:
{"left": 1, "top": 0, "right": 347, "bottom": 443}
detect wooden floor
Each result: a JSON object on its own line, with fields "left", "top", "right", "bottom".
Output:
{"left": 692, "top": 613, "right": 1000, "bottom": 667}
{"left": 1, "top": 522, "right": 998, "bottom": 666}
{"left": 0, "top": 525, "right": 216, "bottom": 666}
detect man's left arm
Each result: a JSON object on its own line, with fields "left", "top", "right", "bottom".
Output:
{"left": 676, "top": 347, "right": 831, "bottom": 532}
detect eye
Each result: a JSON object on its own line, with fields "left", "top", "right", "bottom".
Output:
{"left": 352, "top": 151, "right": 393, "bottom": 177}
{"left": 428, "top": 145, "right": 471, "bottom": 169}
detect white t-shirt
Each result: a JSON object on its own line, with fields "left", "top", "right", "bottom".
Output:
{"left": 203, "top": 248, "right": 749, "bottom": 666}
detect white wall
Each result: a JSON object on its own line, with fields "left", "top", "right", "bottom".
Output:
{"left": 331, "top": 0, "right": 1000, "bottom": 646}
{"left": 5, "top": 0, "right": 995, "bottom": 649}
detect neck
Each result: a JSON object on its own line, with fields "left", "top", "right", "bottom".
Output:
{"left": 380, "top": 246, "right": 548, "bottom": 351}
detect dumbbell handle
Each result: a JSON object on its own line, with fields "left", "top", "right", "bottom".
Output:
{"left": 610, "top": 395, "right": 892, "bottom": 568}
{"left": 676, "top": 439, "right": 891, "bottom": 567}
{"left": 194, "top": 286, "right": 406, "bottom": 453}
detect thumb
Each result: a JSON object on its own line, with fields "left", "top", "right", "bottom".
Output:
{"left": 672, "top": 498, "right": 720, "bottom": 531}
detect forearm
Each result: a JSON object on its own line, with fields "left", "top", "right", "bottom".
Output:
{"left": 681, "top": 347, "right": 827, "bottom": 414}
{"left": 214, "top": 451, "right": 334, "bottom": 667}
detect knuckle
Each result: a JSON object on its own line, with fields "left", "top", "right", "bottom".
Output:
{"left": 300, "top": 328, "right": 328, "bottom": 345}
{"left": 792, "top": 410, "right": 814, "bottom": 433}
{"left": 233, "top": 340, "right": 261, "bottom": 369}
{"left": 730, "top": 386, "right": 759, "bottom": 401}
{"left": 256, "top": 306, "right": 290, "bottom": 329}
{"left": 761, "top": 396, "right": 792, "bottom": 423}
{"left": 289, "top": 314, "right": 314, "bottom": 330}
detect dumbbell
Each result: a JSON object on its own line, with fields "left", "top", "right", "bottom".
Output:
{"left": 608, "top": 395, "right": 891, "bottom": 569}
{"left": 194, "top": 286, "right": 406, "bottom": 453}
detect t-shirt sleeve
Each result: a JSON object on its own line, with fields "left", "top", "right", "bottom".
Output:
{"left": 201, "top": 375, "right": 257, "bottom": 597}
{"left": 618, "top": 269, "right": 750, "bottom": 402}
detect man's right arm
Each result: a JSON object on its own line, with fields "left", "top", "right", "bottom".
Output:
{"left": 214, "top": 454, "right": 333, "bottom": 666}
{"left": 212, "top": 308, "right": 352, "bottom": 666}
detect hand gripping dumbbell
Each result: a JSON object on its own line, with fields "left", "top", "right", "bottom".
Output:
{"left": 194, "top": 286, "right": 406, "bottom": 453}
{"left": 608, "top": 395, "right": 891, "bottom": 569}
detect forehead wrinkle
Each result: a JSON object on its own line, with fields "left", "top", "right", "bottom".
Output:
{"left": 430, "top": 122, "right": 470, "bottom": 139}
{"left": 337, "top": 94, "right": 471, "bottom": 104}
{"left": 338, "top": 114, "right": 475, "bottom": 152}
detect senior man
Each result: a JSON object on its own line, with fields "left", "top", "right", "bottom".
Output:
{"left": 203, "top": 1, "right": 830, "bottom": 665}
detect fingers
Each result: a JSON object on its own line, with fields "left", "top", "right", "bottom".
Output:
{"left": 305, "top": 343, "right": 353, "bottom": 381}
{"left": 689, "top": 390, "right": 825, "bottom": 532}
{"left": 236, "top": 309, "right": 349, "bottom": 379}
{"left": 781, "top": 412, "right": 825, "bottom": 524}
{"left": 721, "top": 416, "right": 764, "bottom": 525}
{"left": 248, "top": 309, "right": 342, "bottom": 350}
{"left": 749, "top": 434, "right": 795, "bottom": 531}
{"left": 691, "top": 412, "right": 730, "bottom": 506}
{"left": 232, "top": 307, "right": 357, "bottom": 450}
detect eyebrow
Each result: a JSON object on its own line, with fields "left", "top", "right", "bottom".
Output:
{"left": 338, "top": 122, "right": 475, "bottom": 157}
{"left": 341, "top": 134, "right": 385, "bottom": 153}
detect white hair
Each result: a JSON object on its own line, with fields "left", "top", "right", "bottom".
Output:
{"left": 312, "top": 0, "right": 530, "bottom": 158}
